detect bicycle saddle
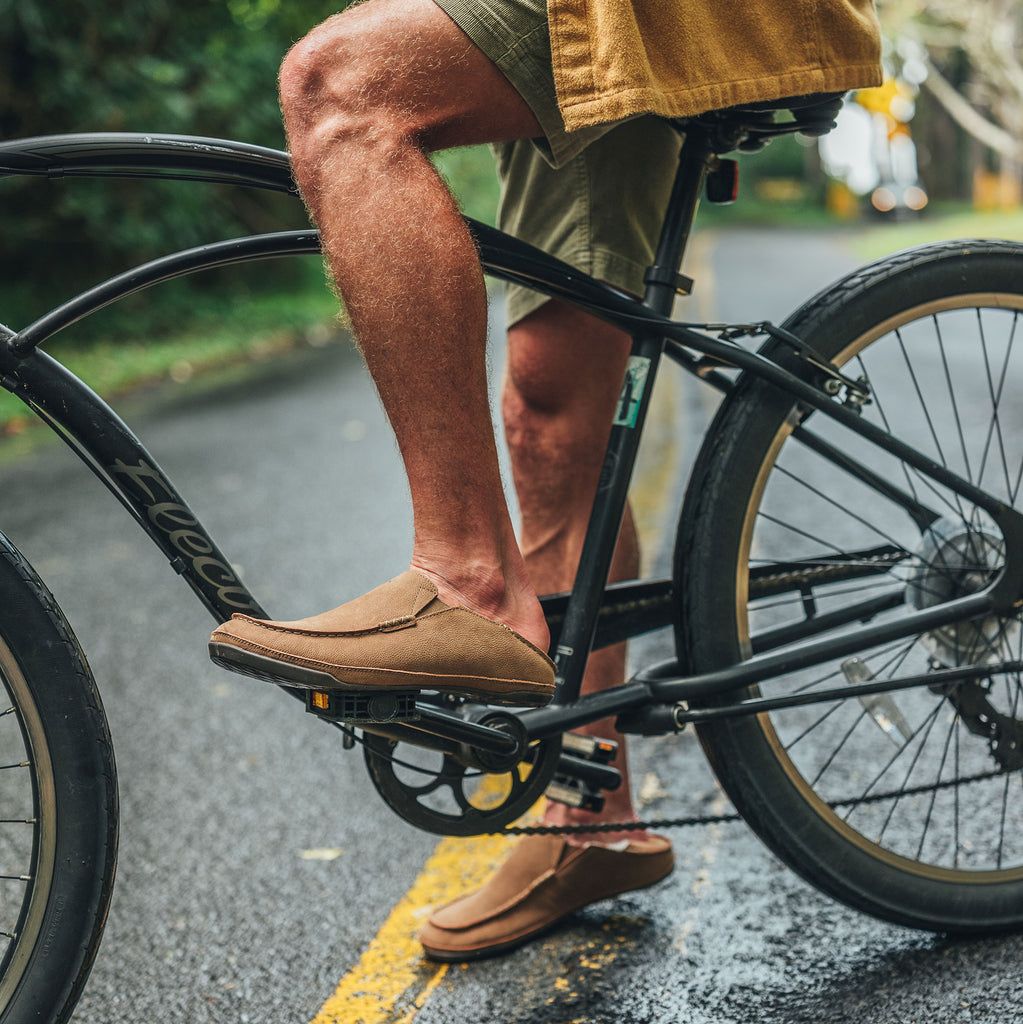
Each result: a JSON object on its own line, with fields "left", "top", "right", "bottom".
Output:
{"left": 671, "top": 91, "right": 845, "bottom": 152}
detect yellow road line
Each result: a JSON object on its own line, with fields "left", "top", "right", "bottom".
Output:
{"left": 311, "top": 401, "right": 687, "bottom": 1022}
{"left": 392, "top": 961, "right": 450, "bottom": 1024}
{"left": 311, "top": 774, "right": 522, "bottom": 1024}
{"left": 310, "top": 825, "right": 507, "bottom": 1024}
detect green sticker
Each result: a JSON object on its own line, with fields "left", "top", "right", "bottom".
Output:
{"left": 613, "top": 356, "right": 651, "bottom": 428}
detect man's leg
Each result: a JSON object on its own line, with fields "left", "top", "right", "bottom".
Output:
{"left": 502, "top": 299, "right": 650, "bottom": 844}
{"left": 279, "top": 0, "right": 548, "bottom": 650}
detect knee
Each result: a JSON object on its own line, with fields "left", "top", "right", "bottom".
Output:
{"left": 278, "top": 13, "right": 404, "bottom": 154}
{"left": 502, "top": 384, "right": 546, "bottom": 461}
{"left": 502, "top": 377, "right": 604, "bottom": 472}
{"left": 279, "top": 19, "right": 338, "bottom": 121}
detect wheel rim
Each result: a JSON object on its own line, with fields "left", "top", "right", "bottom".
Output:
{"left": 735, "top": 292, "right": 1023, "bottom": 881}
{"left": 0, "top": 634, "right": 55, "bottom": 1008}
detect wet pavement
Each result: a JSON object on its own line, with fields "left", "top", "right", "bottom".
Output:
{"left": 0, "top": 228, "right": 1020, "bottom": 1022}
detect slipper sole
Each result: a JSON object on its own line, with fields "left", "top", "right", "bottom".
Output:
{"left": 209, "top": 641, "right": 554, "bottom": 708}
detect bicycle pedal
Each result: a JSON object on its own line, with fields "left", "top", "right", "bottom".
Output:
{"left": 562, "top": 732, "right": 618, "bottom": 764}
{"left": 305, "top": 689, "right": 420, "bottom": 724}
{"left": 545, "top": 778, "right": 605, "bottom": 814}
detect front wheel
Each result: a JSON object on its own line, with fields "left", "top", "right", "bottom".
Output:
{"left": 676, "top": 240, "right": 1023, "bottom": 932}
{"left": 0, "top": 532, "right": 117, "bottom": 1022}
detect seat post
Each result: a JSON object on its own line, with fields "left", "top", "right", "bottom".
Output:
{"left": 642, "top": 125, "right": 713, "bottom": 316}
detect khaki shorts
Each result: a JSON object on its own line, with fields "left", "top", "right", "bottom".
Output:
{"left": 432, "top": 0, "right": 682, "bottom": 327}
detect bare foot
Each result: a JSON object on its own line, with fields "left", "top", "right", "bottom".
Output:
{"left": 410, "top": 558, "right": 551, "bottom": 655}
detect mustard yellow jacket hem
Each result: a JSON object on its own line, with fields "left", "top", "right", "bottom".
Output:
{"left": 548, "top": 0, "right": 884, "bottom": 133}
{"left": 555, "top": 63, "right": 883, "bottom": 133}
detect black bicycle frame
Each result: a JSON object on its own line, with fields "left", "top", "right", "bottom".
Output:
{"left": 2, "top": 130, "right": 1022, "bottom": 753}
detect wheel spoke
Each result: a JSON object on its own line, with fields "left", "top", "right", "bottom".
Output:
{"left": 876, "top": 698, "right": 944, "bottom": 843}
{"left": 787, "top": 637, "right": 914, "bottom": 697}
{"left": 842, "top": 701, "right": 944, "bottom": 823}
{"left": 810, "top": 705, "right": 870, "bottom": 787}
{"left": 933, "top": 314, "right": 974, "bottom": 484}
{"left": 856, "top": 355, "right": 924, "bottom": 508}
{"left": 773, "top": 464, "right": 914, "bottom": 555}
{"left": 895, "top": 327, "right": 950, "bottom": 469}
{"left": 895, "top": 326, "right": 975, "bottom": 529}
{"left": 975, "top": 309, "right": 1015, "bottom": 498}
{"left": 914, "top": 707, "right": 959, "bottom": 860}
{"left": 783, "top": 639, "right": 916, "bottom": 750}
{"left": 750, "top": 578, "right": 901, "bottom": 615}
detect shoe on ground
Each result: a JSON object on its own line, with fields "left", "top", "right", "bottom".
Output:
{"left": 418, "top": 833, "right": 675, "bottom": 961}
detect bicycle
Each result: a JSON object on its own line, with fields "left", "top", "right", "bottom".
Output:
{"left": 1, "top": 91, "right": 1023, "bottom": 1022}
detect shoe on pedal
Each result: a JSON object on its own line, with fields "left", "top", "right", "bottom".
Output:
{"left": 208, "top": 569, "right": 555, "bottom": 708}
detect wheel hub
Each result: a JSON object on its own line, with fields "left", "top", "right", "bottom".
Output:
{"left": 906, "top": 515, "right": 1019, "bottom": 667}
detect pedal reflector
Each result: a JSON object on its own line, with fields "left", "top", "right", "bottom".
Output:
{"left": 304, "top": 689, "right": 420, "bottom": 724}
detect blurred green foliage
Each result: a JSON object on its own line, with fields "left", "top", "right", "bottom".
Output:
{"left": 0, "top": 0, "right": 351, "bottom": 316}
{"left": 434, "top": 147, "right": 500, "bottom": 226}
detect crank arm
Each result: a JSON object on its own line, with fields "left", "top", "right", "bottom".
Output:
{"left": 312, "top": 696, "right": 518, "bottom": 757}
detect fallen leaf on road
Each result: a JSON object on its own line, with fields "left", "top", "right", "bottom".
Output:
{"left": 299, "top": 847, "right": 345, "bottom": 861}
{"left": 638, "top": 772, "right": 669, "bottom": 806}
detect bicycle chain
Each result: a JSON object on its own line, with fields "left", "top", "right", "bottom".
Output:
{"left": 488, "top": 766, "right": 1013, "bottom": 836}
{"left": 752, "top": 550, "right": 905, "bottom": 594}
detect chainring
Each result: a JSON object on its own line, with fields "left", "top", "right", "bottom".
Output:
{"left": 362, "top": 718, "right": 562, "bottom": 837}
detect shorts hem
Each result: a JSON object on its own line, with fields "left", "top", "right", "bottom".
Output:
{"left": 504, "top": 247, "right": 649, "bottom": 329}
{"left": 430, "top": 0, "right": 602, "bottom": 168}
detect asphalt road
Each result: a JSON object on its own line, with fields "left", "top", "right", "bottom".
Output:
{"left": 1, "top": 228, "right": 1021, "bottom": 1023}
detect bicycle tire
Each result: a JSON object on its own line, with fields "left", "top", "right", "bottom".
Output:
{"left": 675, "top": 240, "right": 1023, "bottom": 932}
{"left": 0, "top": 530, "right": 117, "bottom": 1022}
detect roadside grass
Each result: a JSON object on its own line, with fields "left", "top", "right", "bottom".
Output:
{"left": 698, "top": 194, "right": 840, "bottom": 229}
{"left": 0, "top": 258, "right": 340, "bottom": 434}
{"left": 849, "top": 205, "right": 1023, "bottom": 263}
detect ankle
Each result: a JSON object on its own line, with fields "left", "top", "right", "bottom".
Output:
{"left": 410, "top": 556, "right": 550, "bottom": 653}
{"left": 411, "top": 555, "right": 505, "bottom": 608}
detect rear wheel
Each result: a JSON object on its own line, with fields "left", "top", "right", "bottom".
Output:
{"left": 0, "top": 531, "right": 117, "bottom": 1022}
{"left": 676, "top": 241, "right": 1023, "bottom": 931}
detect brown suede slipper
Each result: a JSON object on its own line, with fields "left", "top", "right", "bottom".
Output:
{"left": 208, "top": 569, "right": 555, "bottom": 707}
{"left": 418, "top": 833, "right": 675, "bottom": 961}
